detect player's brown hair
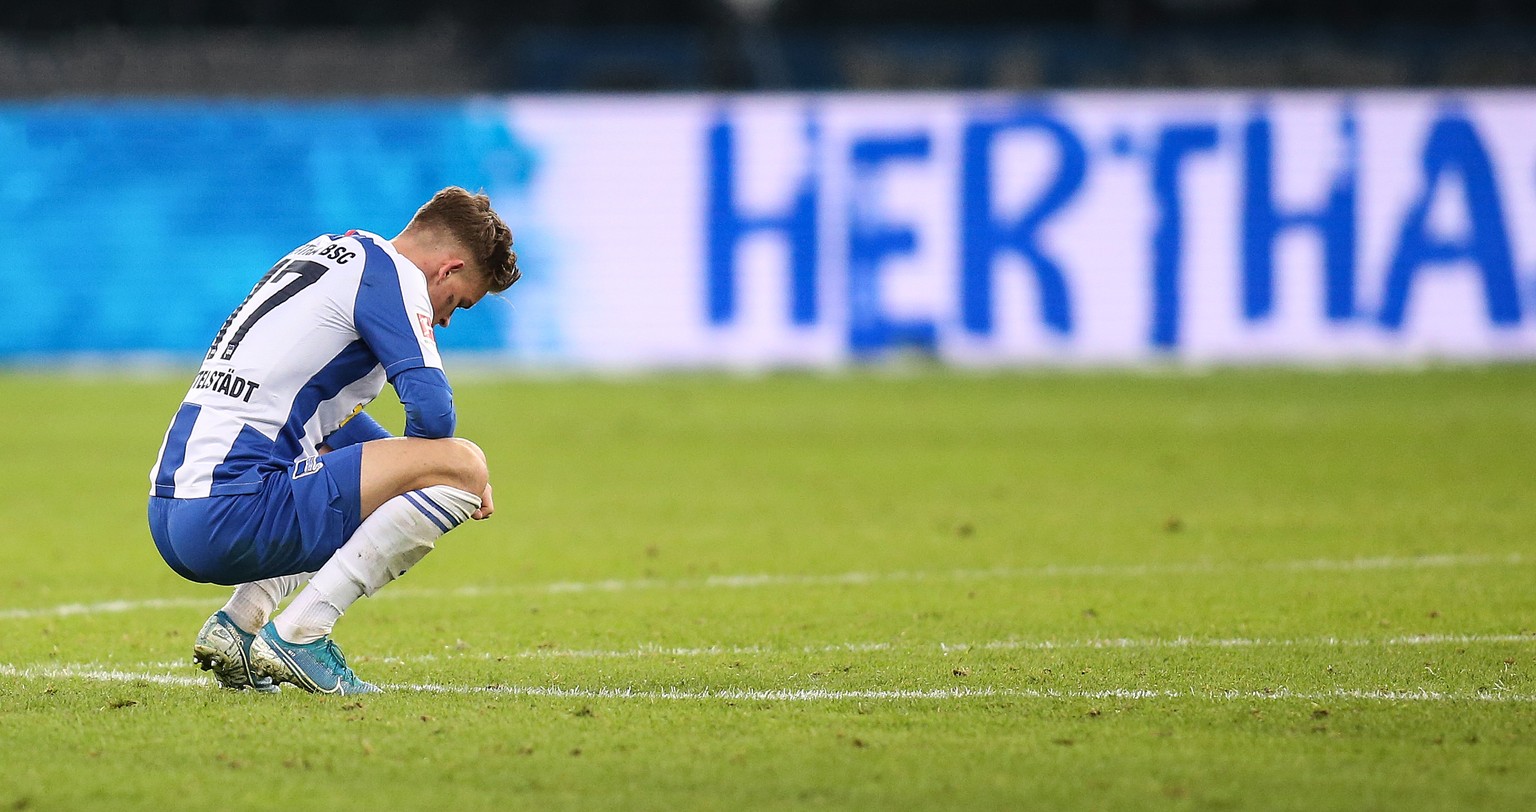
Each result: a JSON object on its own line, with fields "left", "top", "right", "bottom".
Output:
{"left": 405, "top": 187, "right": 520, "bottom": 292}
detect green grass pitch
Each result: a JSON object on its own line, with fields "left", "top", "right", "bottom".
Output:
{"left": 2, "top": 366, "right": 1534, "bottom": 810}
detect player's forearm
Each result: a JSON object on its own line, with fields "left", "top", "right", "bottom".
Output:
{"left": 322, "top": 411, "right": 393, "bottom": 450}
{"left": 392, "top": 366, "right": 457, "bottom": 439}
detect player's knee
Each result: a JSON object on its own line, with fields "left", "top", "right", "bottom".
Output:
{"left": 441, "top": 437, "right": 488, "bottom": 491}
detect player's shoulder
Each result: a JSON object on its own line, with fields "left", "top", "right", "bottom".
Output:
{"left": 359, "top": 231, "right": 429, "bottom": 298}
{"left": 280, "top": 231, "right": 370, "bottom": 276}
{"left": 325, "top": 230, "right": 384, "bottom": 267}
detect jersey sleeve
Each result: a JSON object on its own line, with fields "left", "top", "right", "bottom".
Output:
{"left": 323, "top": 410, "right": 393, "bottom": 450}
{"left": 353, "top": 236, "right": 443, "bottom": 379}
{"left": 393, "top": 366, "right": 457, "bottom": 438}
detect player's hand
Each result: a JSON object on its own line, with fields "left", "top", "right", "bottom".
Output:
{"left": 472, "top": 481, "right": 494, "bottom": 520}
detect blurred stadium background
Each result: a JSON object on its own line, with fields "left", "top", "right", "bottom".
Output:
{"left": 2, "top": 1, "right": 1534, "bottom": 368}
{"left": 3, "top": 1, "right": 1536, "bottom": 93}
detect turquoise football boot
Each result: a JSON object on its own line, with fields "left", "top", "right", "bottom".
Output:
{"left": 250, "top": 623, "right": 381, "bottom": 695}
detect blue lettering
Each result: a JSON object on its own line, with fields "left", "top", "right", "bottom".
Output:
{"left": 1242, "top": 109, "right": 1357, "bottom": 322}
{"left": 960, "top": 109, "right": 1084, "bottom": 336}
{"left": 847, "top": 134, "right": 936, "bottom": 356}
{"left": 1150, "top": 124, "right": 1220, "bottom": 349}
{"left": 1379, "top": 111, "right": 1520, "bottom": 329}
{"left": 706, "top": 111, "right": 819, "bottom": 326}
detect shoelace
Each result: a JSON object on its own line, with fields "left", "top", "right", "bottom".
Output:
{"left": 320, "top": 639, "right": 359, "bottom": 681}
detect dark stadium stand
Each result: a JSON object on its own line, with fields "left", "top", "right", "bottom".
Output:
{"left": 0, "top": 0, "right": 1531, "bottom": 93}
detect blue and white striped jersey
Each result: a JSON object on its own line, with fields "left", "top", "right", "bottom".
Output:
{"left": 150, "top": 230, "right": 443, "bottom": 498}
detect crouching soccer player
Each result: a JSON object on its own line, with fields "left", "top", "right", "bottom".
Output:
{"left": 147, "top": 187, "right": 519, "bottom": 695}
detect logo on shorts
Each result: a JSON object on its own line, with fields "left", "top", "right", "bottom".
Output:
{"left": 293, "top": 456, "right": 326, "bottom": 479}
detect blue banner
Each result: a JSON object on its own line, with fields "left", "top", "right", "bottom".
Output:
{"left": 0, "top": 101, "right": 538, "bottom": 356}
{"left": 5, "top": 93, "right": 1536, "bottom": 367}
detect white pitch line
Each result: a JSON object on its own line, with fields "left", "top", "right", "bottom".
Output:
{"left": 0, "top": 597, "right": 217, "bottom": 621}
{"left": 939, "top": 632, "right": 1536, "bottom": 654}
{"left": 0, "top": 663, "right": 206, "bottom": 688}
{"left": 391, "top": 685, "right": 1536, "bottom": 704}
{"left": 67, "top": 631, "right": 1535, "bottom": 673}
{"left": 2, "top": 663, "right": 1533, "bottom": 704}
{"left": 97, "top": 632, "right": 1536, "bottom": 671}
{"left": 374, "top": 632, "right": 1534, "bottom": 663}
{"left": 0, "top": 552, "right": 1525, "bottom": 622}
{"left": 402, "top": 552, "right": 1525, "bottom": 600}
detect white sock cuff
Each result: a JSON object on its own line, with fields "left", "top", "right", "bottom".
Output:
{"left": 221, "top": 572, "right": 311, "bottom": 633}
{"left": 402, "top": 485, "right": 481, "bottom": 531}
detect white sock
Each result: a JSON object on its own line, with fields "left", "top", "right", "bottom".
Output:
{"left": 220, "top": 573, "right": 311, "bottom": 634}
{"left": 273, "top": 485, "right": 480, "bottom": 644}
